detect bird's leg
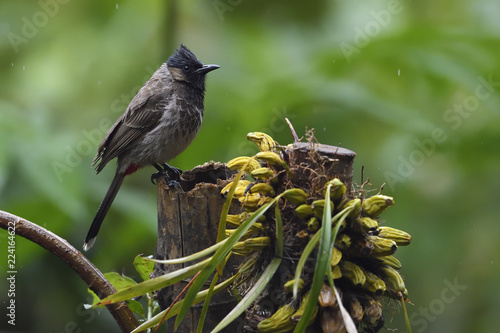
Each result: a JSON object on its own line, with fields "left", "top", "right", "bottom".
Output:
{"left": 151, "top": 163, "right": 182, "bottom": 187}
{"left": 151, "top": 163, "right": 168, "bottom": 185}
{"left": 161, "top": 163, "right": 183, "bottom": 180}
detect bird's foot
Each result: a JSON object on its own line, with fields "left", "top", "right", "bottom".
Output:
{"left": 161, "top": 163, "right": 182, "bottom": 181}
{"left": 151, "top": 163, "right": 183, "bottom": 185}
{"left": 166, "top": 179, "right": 181, "bottom": 189}
{"left": 151, "top": 170, "right": 167, "bottom": 185}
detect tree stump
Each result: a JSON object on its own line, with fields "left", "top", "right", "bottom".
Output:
{"left": 152, "top": 143, "right": 356, "bottom": 332}
{"left": 152, "top": 161, "right": 243, "bottom": 333}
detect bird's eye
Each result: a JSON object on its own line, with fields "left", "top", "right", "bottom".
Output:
{"left": 183, "top": 65, "right": 190, "bottom": 72}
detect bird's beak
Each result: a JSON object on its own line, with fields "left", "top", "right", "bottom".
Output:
{"left": 196, "top": 64, "right": 220, "bottom": 74}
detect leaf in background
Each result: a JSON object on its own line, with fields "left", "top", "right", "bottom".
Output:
{"left": 127, "top": 299, "right": 146, "bottom": 318}
{"left": 86, "top": 272, "right": 138, "bottom": 308}
{"left": 96, "top": 258, "right": 210, "bottom": 306}
{"left": 133, "top": 255, "right": 155, "bottom": 281}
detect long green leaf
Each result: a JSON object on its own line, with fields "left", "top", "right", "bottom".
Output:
{"left": 330, "top": 207, "right": 351, "bottom": 244}
{"left": 197, "top": 273, "right": 219, "bottom": 333}
{"left": 216, "top": 167, "right": 248, "bottom": 279}
{"left": 217, "top": 164, "right": 247, "bottom": 243}
{"left": 274, "top": 203, "right": 284, "bottom": 258}
{"left": 294, "top": 183, "right": 333, "bottom": 332}
{"left": 96, "top": 257, "right": 211, "bottom": 306}
{"left": 130, "top": 274, "right": 238, "bottom": 333}
{"left": 402, "top": 297, "right": 413, "bottom": 333}
{"left": 292, "top": 228, "right": 321, "bottom": 298}
{"left": 143, "top": 238, "right": 228, "bottom": 265}
{"left": 291, "top": 194, "right": 355, "bottom": 300}
{"left": 211, "top": 257, "right": 282, "bottom": 333}
{"left": 174, "top": 199, "right": 276, "bottom": 329}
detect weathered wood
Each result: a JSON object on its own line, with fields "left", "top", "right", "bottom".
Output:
{"left": 285, "top": 142, "right": 355, "bottom": 194}
{"left": 152, "top": 143, "right": 356, "bottom": 332}
{"left": 152, "top": 162, "right": 242, "bottom": 333}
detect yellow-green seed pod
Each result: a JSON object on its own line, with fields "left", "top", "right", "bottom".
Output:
{"left": 380, "top": 266, "right": 406, "bottom": 298}
{"left": 366, "top": 235, "right": 397, "bottom": 256}
{"left": 377, "top": 226, "right": 411, "bottom": 246}
{"left": 244, "top": 236, "right": 271, "bottom": 250}
{"left": 307, "top": 217, "right": 320, "bottom": 232}
{"left": 232, "top": 237, "right": 270, "bottom": 255}
{"left": 331, "top": 264, "right": 342, "bottom": 279}
{"left": 225, "top": 212, "right": 251, "bottom": 227}
{"left": 335, "top": 234, "right": 351, "bottom": 249}
{"left": 249, "top": 183, "right": 275, "bottom": 197}
{"left": 295, "top": 204, "right": 313, "bottom": 218}
{"left": 238, "top": 193, "right": 262, "bottom": 210}
{"left": 258, "top": 304, "right": 295, "bottom": 333}
{"left": 344, "top": 198, "right": 361, "bottom": 217}
{"left": 225, "top": 223, "right": 264, "bottom": 239}
{"left": 330, "top": 246, "right": 342, "bottom": 266}
{"left": 257, "top": 196, "right": 272, "bottom": 207}
{"left": 226, "top": 228, "right": 256, "bottom": 240}
{"left": 231, "top": 242, "right": 253, "bottom": 256}
{"left": 221, "top": 180, "right": 252, "bottom": 197}
{"left": 362, "top": 268, "right": 387, "bottom": 294}
{"left": 362, "top": 195, "right": 394, "bottom": 217}
{"left": 227, "top": 156, "right": 261, "bottom": 172}
{"left": 354, "top": 216, "right": 379, "bottom": 232}
{"left": 251, "top": 167, "right": 275, "bottom": 180}
{"left": 323, "top": 178, "right": 347, "bottom": 200}
{"left": 255, "top": 151, "right": 284, "bottom": 166}
{"left": 377, "top": 255, "right": 402, "bottom": 270}
{"left": 247, "top": 132, "right": 277, "bottom": 152}
{"left": 341, "top": 261, "right": 366, "bottom": 287}
{"left": 282, "top": 188, "right": 308, "bottom": 205}
{"left": 220, "top": 181, "right": 234, "bottom": 197}
{"left": 312, "top": 199, "right": 334, "bottom": 218}
{"left": 284, "top": 278, "right": 304, "bottom": 293}
{"left": 291, "top": 291, "right": 318, "bottom": 325}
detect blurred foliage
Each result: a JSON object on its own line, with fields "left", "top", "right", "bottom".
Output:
{"left": 1, "top": 0, "right": 499, "bottom": 332}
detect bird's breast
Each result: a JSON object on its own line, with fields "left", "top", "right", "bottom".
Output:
{"left": 136, "top": 100, "right": 203, "bottom": 163}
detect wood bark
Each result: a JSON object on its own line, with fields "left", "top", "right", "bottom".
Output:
{"left": 152, "top": 162, "right": 242, "bottom": 332}
{"left": 152, "top": 143, "right": 356, "bottom": 332}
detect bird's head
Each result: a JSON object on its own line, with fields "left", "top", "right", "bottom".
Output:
{"left": 167, "top": 44, "right": 219, "bottom": 91}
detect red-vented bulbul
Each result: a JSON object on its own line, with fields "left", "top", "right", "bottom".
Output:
{"left": 83, "top": 44, "right": 219, "bottom": 250}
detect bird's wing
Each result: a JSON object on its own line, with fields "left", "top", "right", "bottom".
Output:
{"left": 93, "top": 80, "right": 171, "bottom": 173}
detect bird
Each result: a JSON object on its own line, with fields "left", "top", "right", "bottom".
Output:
{"left": 83, "top": 44, "right": 219, "bottom": 251}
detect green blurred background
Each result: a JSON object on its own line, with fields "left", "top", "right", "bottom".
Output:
{"left": 1, "top": 0, "right": 499, "bottom": 332}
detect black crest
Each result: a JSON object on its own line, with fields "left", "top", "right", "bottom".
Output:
{"left": 167, "top": 44, "right": 203, "bottom": 70}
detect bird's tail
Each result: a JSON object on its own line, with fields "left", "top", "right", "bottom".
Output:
{"left": 83, "top": 172, "right": 125, "bottom": 251}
